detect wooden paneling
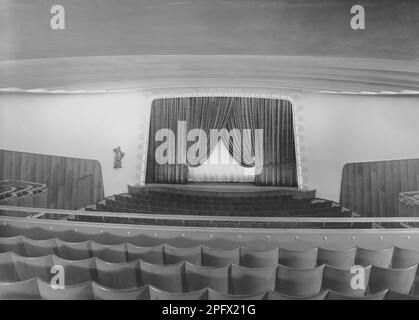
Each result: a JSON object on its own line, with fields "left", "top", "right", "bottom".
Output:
{"left": 340, "top": 159, "right": 419, "bottom": 217}
{"left": 0, "top": 150, "right": 104, "bottom": 209}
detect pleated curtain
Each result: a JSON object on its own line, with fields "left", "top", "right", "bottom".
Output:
{"left": 145, "top": 97, "right": 234, "bottom": 183}
{"left": 145, "top": 97, "right": 298, "bottom": 187}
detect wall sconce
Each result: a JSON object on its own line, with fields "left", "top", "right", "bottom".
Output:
{"left": 113, "top": 146, "right": 125, "bottom": 169}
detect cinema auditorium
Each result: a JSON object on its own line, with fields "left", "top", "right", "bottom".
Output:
{"left": 1, "top": 0, "right": 419, "bottom": 300}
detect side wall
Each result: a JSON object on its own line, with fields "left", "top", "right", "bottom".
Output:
{"left": 0, "top": 92, "right": 151, "bottom": 197}
{"left": 297, "top": 93, "right": 419, "bottom": 203}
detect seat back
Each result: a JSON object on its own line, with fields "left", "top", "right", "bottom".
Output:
{"left": 139, "top": 260, "right": 183, "bottom": 292}
{"left": 0, "top": 278, "right": 41, "bottom": 299}
{"left": 202, "top": 246, "right": 239, "bottom": 267}
{"left": 0, "top": 236, "right": 25, "bottom": 256}
{"left": 369, "top": 265, "right": 418, "bottom": 294}
{"left": 57, "top": 240, "right": 91, "bottom": 261}
{"left": 52, "top": 256, "right": 96, "bottom": 286}
{"left": 95, "top": 258, "right": 139, "bottom": 289}
{"left": 23, "top": 238, "right": 58, "bottom": 257}
{"left": 12, "top": 253, "right": 54, "bottom": 282}
{"left": 240, "top": 247, "right": 279, "bottom": 268}
{"left": 164, "top": 245, "right": 202, "bottom": 265}
{"left": 391, "top": 247, "right": 419, "bottom": 269}
{"left": 0, "top": 252, "right": 19, "bottom": 282}
{"left": 184, "top": 263, "right": 229, "bottom": 293}
{"left": 37, "top": 279, "right": 94, "bottom": 300}
{"left": 149, "top": 287, "right": 207, "bottom": 300}
{"left": 92, "top": 282, "right": 150, "bottom": 300}
{"left": 323, "top": 265, "right": 371, "bottom": 296}
{"left": 127, "top": 244, "right": 164, "bottom": 264}
{"left": 276, "top": 264, "right": 324, "bottom": 297}
{"left": 355, "top": 247, "right": 394, "bottom": 268}
{"left": 230, "top": 265, "right": 276, "bottom": 295}
{"left": 278, "top": 247, "right": 318, "bottom": 269}
{"left": 317, "top": 247, "right": 356, "bottom": 269}
{"left": 91, "top": 242, "right": 127, "bottom": 263}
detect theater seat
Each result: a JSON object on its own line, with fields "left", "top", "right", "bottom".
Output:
{"left": 369, "top": 265, "right": 418, "bottom": 294}
{"left": 91, "top": 242, "right": 127, "bottom": 263}
{"left": 276, "top": 264, "right": 324, "bottom": 297}
{"left": 355, "top": 247, "right": 394, "bottom": 268}
{"left": 149, "top": 287, "right": 207, "bottom": 300}
{"left": 207, "top": 288, "right": 267, "bottom": 300}
{"left": 127, "top": 244, "right": 164, "bottom": 264}
{"left": 202, "top": 246, "right": 240, "bottom": 267}
{"left": 391, "top": 247, "right": 419, "bottom": 268}
{"left": 37, "top": 279, "right": 94, "bottom": 300}
{"left": 93, "top": 282, "right": 150, "bottom": 300}
{"left": 23, "top": 238, "right": 57, "bottom": 257}
{"left": 317, "top": 247, "right": 356, "bottom": 269}
{"left": 326, "top": 289, "right": 388, "bottom": 300}
{"left": 57, "top": 240, "right": 91, "bottom": 261}
{"left": 0, "top": 278, "right": 41, "bottom": 299}
{"left": 266, "top": 290, "right": 328, "bottom": 300}
{"left": 278, "top": 247, "right": 318, "bottom": 269}
{"left": 0, "top": 252, "right": 18, "bottom": 282}
{"left": 230, "top": 265, "right": 276, "bottom": 295}
{"left": 13, "top": 253, "right": 54, "bottom": 282}
{"left": 139, "top": 260, "right": 183, "bottom": 292}
{"left": 240, "top": 247, "right": 279, "bottom": 268}
{"left": 95, "top": 259, "right": 139, "bottom": 289}
{"left": 164, "top": 245, "right": 202, "bottom": 265}
{"left": 0, "top": 236, "right": 25, "bottom": 256}
{"left": 184, "top": 263, "right": 229, "bottom": 293}
{"left": 52, "top": 256, "right": 96, "bottom": 286}
{"left": 323, "top": 265, "right": 371, "bottom": 296}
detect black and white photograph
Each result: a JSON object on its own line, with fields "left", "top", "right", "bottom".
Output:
{"left": 0, "top": 0, "right": 419, "bottom": 307}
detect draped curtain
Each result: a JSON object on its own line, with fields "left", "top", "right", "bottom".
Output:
{"left": 145, "top": 97, "right": 298, "bottom": 187}
{"left": 145, "top": 98, "right": 188, "bottom": 183}
{"left": 145, "top": 97, "right": 234, "bottom": 183}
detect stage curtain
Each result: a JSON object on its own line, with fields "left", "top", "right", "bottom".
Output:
{"left": 145, "top": 97, "right": 234, "bottom": 183}
{"left": 145, "top": 98, "right": 189, "bottom": 184}
{"left": 226, "top": 98, "right": 298, "bottom": 187}
{"left": 186, "top": 97, "right": 234, "bottom": 167}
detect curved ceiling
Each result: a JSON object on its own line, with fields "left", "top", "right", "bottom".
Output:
{"left": 1, "top": 55, "right": 419, "bottom": 94}
{"left": 0, "top": 0, "right": 418, "bottom": 93}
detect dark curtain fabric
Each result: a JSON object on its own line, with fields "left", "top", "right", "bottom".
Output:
{"left": 145, "top": 97, "right": 297, "bottom": 187}
{"left": 145, "top": 97, "right": 234, "bottom": 183}
{"left": 145, "top": 98, "right": 189, "bottom": 184}
{"left": 186, "top": 97, "right": 234, "bottom": 167}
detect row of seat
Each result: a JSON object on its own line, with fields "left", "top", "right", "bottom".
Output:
{"left": 4, "top": 278, "right": 415, "bottom": 300}
{"left": 108, "top": 201, "right": 340, "bottom": 213}
{"left": 114, "top": 194, "right": 326, "bottom": 210}
{"left": 2, "top": 236, "right": 419, "bottom": 269}
{"left": 1, "top": 252, "right": 418, "bottom": 296}
{"left": 106, "top": 199, "right": 335, "bottom": 214}
{"left": 78, "top": 213, "right": 357, "bottom": 229}
{"left": 129, "top": 191, "right": 297, "bottom": 202}
{"left": 94, "top": 202, "right": 346, "bottom": 218}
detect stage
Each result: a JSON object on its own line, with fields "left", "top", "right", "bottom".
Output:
{"left": 133, "top": 183, "right": 316, "bottom": 200}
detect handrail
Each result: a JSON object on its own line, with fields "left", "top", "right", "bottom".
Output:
{"left": 1, "top": 205, "right": 419, "bottom": 224}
